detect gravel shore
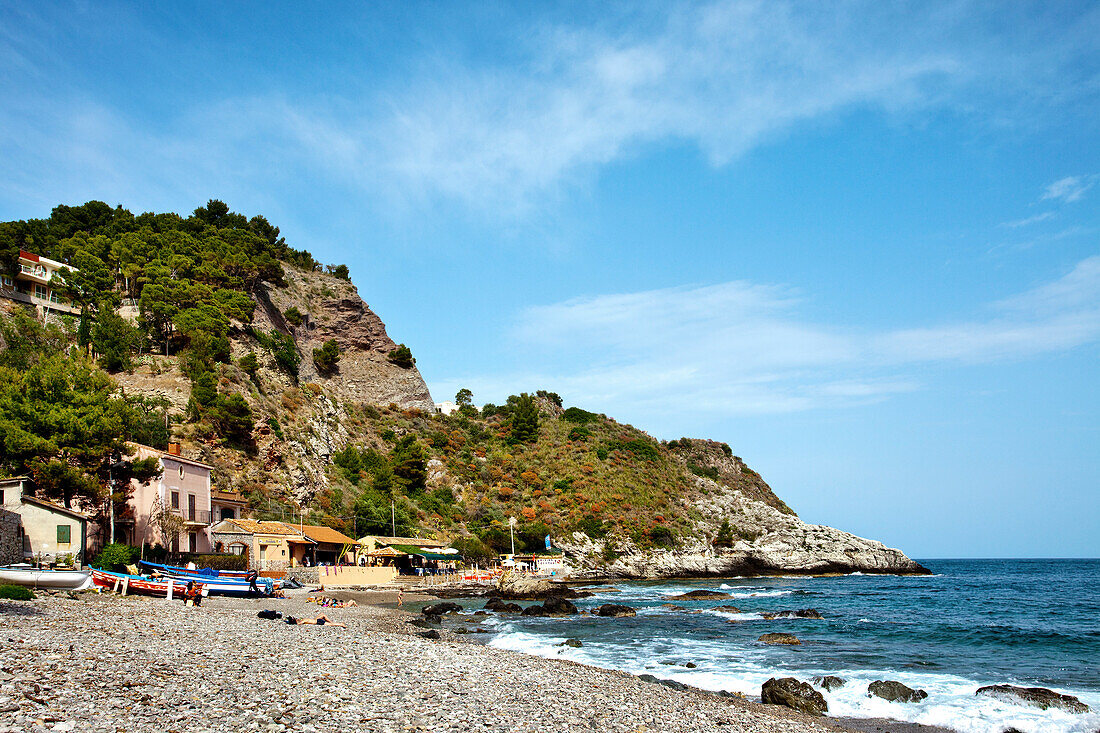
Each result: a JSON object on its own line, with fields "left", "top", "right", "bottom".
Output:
{"left": 0, "top": 588, "right": 870, "bottom": 733}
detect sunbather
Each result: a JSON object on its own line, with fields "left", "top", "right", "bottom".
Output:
{"left": 284, "top": 614, "right": 345, "bottom": 627}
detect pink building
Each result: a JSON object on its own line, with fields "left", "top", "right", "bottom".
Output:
{"left": 124, "top": 443, "right": 248, "bottom": 554}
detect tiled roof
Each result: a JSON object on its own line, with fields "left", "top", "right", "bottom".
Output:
{"left": 222, "top": 519, "right": 303, "bottom": 537}
{"left": 358, "top": 534, "right": 447, "bottom": 547}
{"left": 129, "top": 442, "right": 214, "bottom": 470}
{"left": 299, "top": 524, "right": 356, "bottom": 545}
{"left": 21, "top": 495, "right": 90, "bottom": 521}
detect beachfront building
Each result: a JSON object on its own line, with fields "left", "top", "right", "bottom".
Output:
{"left": 0, "top": 250, "right": 80, "bottom": 320}
{"left": 0, "top": 476, "right": 90, "bottom": 567}
{"left": 210, "top": 518, "right": 313, "bottom": 571}
{"left": 290, "top": 524, "right": 358, "bottom": 566}
{"left": 357, "top": 534, "right": 457, "bottom": 574}
{"left": 125, "top": 443, "right": 215, "bottom": 554}
{"left": 211, "top": 489, "right": 249, "bottom": 524}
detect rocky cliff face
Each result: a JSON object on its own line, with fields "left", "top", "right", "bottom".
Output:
{"left": 559, "top": 440, "right": 928, "bottom": 578}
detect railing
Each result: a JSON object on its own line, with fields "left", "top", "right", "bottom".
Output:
{"left": 171, "top": 508, "right": 211, "bottom": 524}
{"left": 19, "top": 264, "right": 47, "bottom": 280}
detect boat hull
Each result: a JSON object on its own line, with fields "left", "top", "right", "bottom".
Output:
{"left": 0, "top": 567, "right": 94, "bottom": 590}
{"left": 91, "top": 568, "right": 194, "bottom": 598}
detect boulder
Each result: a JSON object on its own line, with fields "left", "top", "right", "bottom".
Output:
{"left": 495, "top": 574, "right": 584, "bottom": 600}
{"left": 418, "top": 630, "right": 441, "bottom": 640}
{"left": 762, "top": 609, "right": 823, "bottom": 620}
{"left": 422, "top": 602, "right": 462, "bottom": 616}
{"left": 520, "top": 604, "right": 550, "bottom": 617}
{"left": 668, "top": 590, "right": 731, "bottom": 600}
{"left": 684, "top": 662, "right": 697, "bottom": 668}
{"left": 596, "top": 603, "right": 637, "bottom": 618}
{"left": 868, "top": 680, "right": 928, "bottom": 703}
{"left": 542, "top": 597, "right": 579, "bottom": 615}
{"left": 758, "top": 633, "right": 801, "bottom": 645}
{"left": 712, "top": 605, "right": 743, "bottom": 613}
{"left": 484, "top": 598, "right": 522, "bottom": 613}
{"left": 761, "top": 678, "right": 828, "bottom": 716}
{"left": 975, "top": 685, "right": 1089, "bottom": 714}
{"left": 556, "top": 638, "right": 583, "bottom": 648}
{"left": 812, "top": 675, "right": 846, "bottom": 692}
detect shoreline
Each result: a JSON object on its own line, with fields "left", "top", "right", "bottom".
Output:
{"left": 0, "top": 587, "right": 951, "bottom": 733}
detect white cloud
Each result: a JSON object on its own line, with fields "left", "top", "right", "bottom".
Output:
{"left": 440, "top": 256, "right": 1100, "bottom": 419}
{"left": 1000, "top": 211, "right": 1055, "bottom": 228}
{"left": 1041, "top": 175, "right": 1097, "bottom": 203}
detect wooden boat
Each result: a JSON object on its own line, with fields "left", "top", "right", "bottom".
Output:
{"left": 139, "top": 561, "right": 279, "bottom": 593}
{"left": 138, "top": 561, "right": 275, "bottom": 595}
{"left": 91, "top": 568, "right": 196, "bottom": 598}
{"left": 0, "top": 565, "right": 94, "bottom": 590}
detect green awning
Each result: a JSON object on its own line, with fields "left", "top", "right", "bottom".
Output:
{"left": 388, "top": 544, "right": 457, "bottom": 560}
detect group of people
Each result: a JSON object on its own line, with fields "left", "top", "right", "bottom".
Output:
{"left": 306, "top": 595, "right": 358, "bottom": 608}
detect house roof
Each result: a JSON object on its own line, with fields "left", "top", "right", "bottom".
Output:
{"left": 358, "top": 534, "right": 448, "bottom": 548}
{"left": 21, "top": 495, "right": 89, "bottom": 521}
{"left": 214, "top": 519, "right": 303, "bottom": 537}
{"left": 129, "top": 442, "right": 214, "bottom": 470}
{"left": 298, "top": 524, "right": 356, "bottom": 545}
{"left": 211, "top": 490, "right": 248, "bottom": 505}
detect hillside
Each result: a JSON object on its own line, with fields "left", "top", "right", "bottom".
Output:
{"left": 0, "top": 201, "right": 926, "bottom": 577}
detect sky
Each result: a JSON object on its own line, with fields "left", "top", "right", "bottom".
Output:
{"left": 1, "top": 1, "right": 1097, "bottom": 558}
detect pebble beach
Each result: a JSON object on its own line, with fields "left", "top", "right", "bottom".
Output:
{"left": 0, "top": 589, "right": 869, "bottom": 733}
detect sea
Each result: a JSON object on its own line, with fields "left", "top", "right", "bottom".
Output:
{"left": 467, "top": 560, "right": 1100, "bottom": 733}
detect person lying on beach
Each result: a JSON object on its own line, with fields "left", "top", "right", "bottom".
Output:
{"left": 307, "top": 596, "right": 357, "bottom": 608}
{"left": 283, "top": 614, "right": 345, "bottom": 627}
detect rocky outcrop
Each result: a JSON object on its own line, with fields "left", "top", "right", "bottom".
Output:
{"left": 595, "top": 604, "right": 637, "bottom": 618}
{"left": 812, "top": 676, "right": 845, "bottom": 692}
{"left": 758, "top": 633, "right": 801, "bottom": 645}
{"left": 494, "top": 574, "right": 585, "bottom": 600}
{"left": 867, "top": 680, "right": 928, "bottom": 703}
{"left": 561, "top": 471, "right": 928, "bottom": 578}
{"left": 761, "top": 678, "right": 828, "bottom": 716}
{"left": 668, "top": 590, "right": 730, "bottom": 600}
{"left": 975, "top": 685, "right": 1089, "bottom": 713}
{"left": 761, "top": 609, "right": 823, "bottom": 620}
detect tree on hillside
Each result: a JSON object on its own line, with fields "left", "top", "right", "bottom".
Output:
{"left": 91, "top": 311, "right": 138, "bottom": 372}
{"left": 312, "top": 339, "right": 340, "bottom": 375}
{"left": 509, "top": 393, "right": 540, "bottom": 443}
{"left": 387, "top": 344, "right": 414, "bottom": 369}
{"left": 455, "top": 388, "right": 473, "bottom": 407}
{"left": 390, "top": 435, "right": 427, "bottom": 494}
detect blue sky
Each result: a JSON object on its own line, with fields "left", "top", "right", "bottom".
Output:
{"left": 2, "top": 1, "right": 1097, "bottom": 558}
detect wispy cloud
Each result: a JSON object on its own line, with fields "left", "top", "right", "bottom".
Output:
{"left": 1041, "top": 175, "right": 1098, "bottom": 203}
{"left": 1000, "top": 211, "right": 1055, "bottom": 228}
{"left": 436, "top": 256, "right": 1100, "bottom": 419}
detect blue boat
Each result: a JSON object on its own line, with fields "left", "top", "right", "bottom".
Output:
{"left": 138, "top": 561, "right": 276, "bottom": 595}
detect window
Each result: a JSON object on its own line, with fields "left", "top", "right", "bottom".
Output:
{"left": 34, "top": 284, "right": 47, "bottom": 299}
{"left": 0, "top": 490, "right": 4, "bottom": 504}
{"left": 220, "top": 507, "right": 235, "bottom": 521}
{"left": 0, "top": 276, "right": 11, "bottom": 288}
{"left": 179, "top": 465, "right": 185, "bottom": 479}
{"left": 57, "top": 525, "right": 71, "bottom": 544}
{"left": 171, "top": 534, "right": 180, "bottom": 553}
{"left": 171, "top": 491, "right": 179, "bottom": 509}
{"left": 227, "top": 543, "right": 247, "bottom": 556}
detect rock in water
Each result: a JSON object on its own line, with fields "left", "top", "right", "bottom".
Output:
{"left": 758, "top": 633, "right": 801, "bottom": 645}
{"left": 668, "top": 590, "right": 731, "bottom": 600}
{"left": 495, "top": 575, "right": 581, "bottom": 600}
{"left": 811, "top": 675, "right": 846, "bottom": 692}
{"left": 555, "top": 638, "right": 583, "bottom": 648}
{"left": 596, "top": 604, "right": 637, "bottom": 617}
{"left": 762, "top": 609, "right": 823, "bottom": 620}
{"left": 975, "top": 685, "right": 1090, "bottom": 714}
{"left": 867, "top": 680, "right": 928, "bottom": 703}
{"left": 484, "top": 598, "right": 522, "bottom": 613}
{"left": 520, "top": 605, "right": 550, "bottom": 617}
{"left": 542, "top": 597, "right": 578, "bottom": 615}
{"left": 421, "top": 602, "right": 462, "bottom": 616}
{"left": 760, "top": 678, "right": 828, "bottom": 716}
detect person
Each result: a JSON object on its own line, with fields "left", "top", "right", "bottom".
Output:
{"left": 182, "top": 580, "right": 203, "bottom": 607}
{"left": 284, "top": 614, "right": 345, "bottom": 627}
{"left": 247, "top": 570, "right": 261, "bottom": 595}
{"left": 397, "top": 588, "right": 404, "bottom": 608}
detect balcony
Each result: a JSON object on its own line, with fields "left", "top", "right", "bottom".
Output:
{"left": 19, "top": 264, "right": 48, "bottom": 283}
{"left": 171, "top": 508, "right": 211, "bottom": 525}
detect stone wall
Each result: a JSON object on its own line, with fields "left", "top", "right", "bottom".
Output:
{"left": 0, "top": 509, "right": 22, "bottom": 565}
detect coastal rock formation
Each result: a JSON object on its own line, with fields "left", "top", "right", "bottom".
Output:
{"left": 975, "top": 685, "right": 1090, "bottom": 714}
{"left": 761, "top": 609, "right": 823, "bottom": 620}
{"left": 761, "top": 678, "right": 828, "bottom": 716}
{"left": 811, "top": 676, "right": 846, "bottom": 692}
{"left": 596, "top": 604, "right": 637, "bottom": 618}
{"left": 421, "top": 602, "right": 462, "bottom": 616}
{"left": 867, "top": 680, "right": 928, "bottom": 703}
{"left": 758, "top": 633, "right": 801, "bottom": 646}
{"left": 493, "top": 574, "right": 585, "bottom": 600}
{"left": 669, "top": 590, "right": 731, "bottom": 600}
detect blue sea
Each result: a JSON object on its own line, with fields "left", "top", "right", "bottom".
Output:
{"left": 472, "top": 560, "right": 1100, "bottom": 733}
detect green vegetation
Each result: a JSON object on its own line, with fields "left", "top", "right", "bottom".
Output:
{"left": 283, "top": 306, "right": 304, "bottom": 326}
{"left": 0, "top": 585, "right": 34, "bottom": 600}
{"left": 312, "top": 339, "right": 340, "bottom": 375}
{"left": 508, "top": 393, "right": 540, "bottom": 443}
{"left": 90, "top": 542, "right": 138, "bottom": 571}
{"left": 387, "top": 344, "right": 414, "bottom": 369}
{"left": 715, "top": 519, "right": 734, "bottom": 547}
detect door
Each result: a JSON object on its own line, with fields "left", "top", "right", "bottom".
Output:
{"left": 188, "top": 494, "right": 196, "bottom": 521}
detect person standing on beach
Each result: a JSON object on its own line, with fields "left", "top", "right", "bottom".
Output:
{"left": 397, "top": 589, "right": 404, "bottom": 607}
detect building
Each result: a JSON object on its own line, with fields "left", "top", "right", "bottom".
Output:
{"left": 0, "top": 476, "right": 90, "bottom": 567}
{"left": 435, "top": 401, "right": 459, "bottom": 416}
{"left": 211, "top": 489, "right": 249, "bottom": 524}
{"left": 291, "top": 524, "right": 358, "bottom": 566}
{"left": 126, "top": 443, "right": 216, "bottom": 554}
{"left": 357, "top": 534, "right": 449, "bottom": 554}
{"left": 209, "top": 519, "right": 313, "bottom": 571}
{"left": 1, "top": 250, "right": 80, "bottom": 319}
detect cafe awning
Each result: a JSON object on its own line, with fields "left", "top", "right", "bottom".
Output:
{"left": 389, "top": 544, "right": 457, "bottom": 561}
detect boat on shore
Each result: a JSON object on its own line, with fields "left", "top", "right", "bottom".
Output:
{"left": 138, "top": 561, "right": 276, "bottom": 595}
{"left": 0, "top": 565, "right": 94, "bottom": 590}
{"left": 91, "top": 568, "right": 195, "bottom": 597}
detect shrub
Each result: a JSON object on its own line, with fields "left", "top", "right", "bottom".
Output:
{"left": 239, "top": 351, "right": 259, "bottom": 381}
{"left": 267, "top": 417, "right": 284, "bottom": 439}
{"left": 536, "top": 390, "right": 562, "bottom": 407}
{"left": 649, "top": 526, "right": 675, "bottom": 548}
{"left": 387, "top": 344, "right": 414, "bottom": 369}
{"left": 0, "top": 585, "right": 34, "bottom": 600}
{"left": 688, "top": 462, "right": 720, "bottom": 481}
{"left": 283, "top": 306, "right": 304, "bottom": 327}
{"left": 620, "top": 438, "right": 660, "bottom": 462}
{"left": 312, "top": 339, "right": 340, "bottom": 375}
{"left": 596, "top": 447, "right": 609, "bottom": 460}
{"left": 561, "top": 407, "right": 598, "bottom": 424}
{"left": 714, "top": 520, "right": 734, "bottom": 548}
{"left": 568, "top": 426, "right": 591, "bottom": 442}
{"left": 179, "top": 553, "right": 248, "bottom": 571}
{"left": 91, "top": 543, "right": 138, "bottom": 570}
